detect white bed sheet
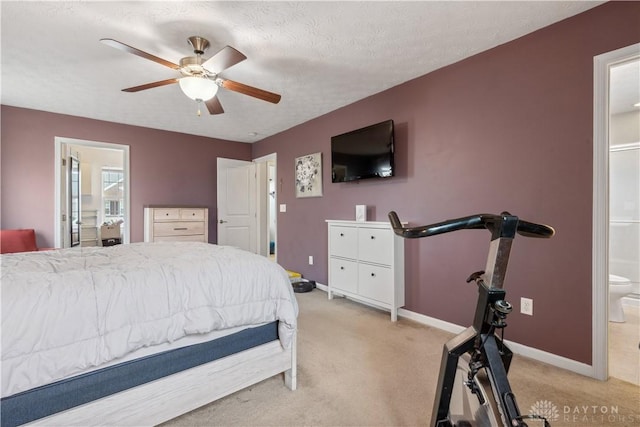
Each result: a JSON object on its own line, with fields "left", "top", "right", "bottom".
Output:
{"left": 1, "top": 242, "right": 298, "bottom": 398}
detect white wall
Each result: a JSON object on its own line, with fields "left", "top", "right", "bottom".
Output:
{"left": 611, "top": 111, "right": 640, "bottom": 145}
{"left": 610, "top": 111, "right": 640, "bottom": 296}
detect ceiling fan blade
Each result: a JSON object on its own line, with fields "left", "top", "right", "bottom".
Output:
{"left": 205, "top": 96, "right": 224, "bottom": 115}
{"left": 202, "top": 46, "right": 247, "bottom": 73}
{"left": 221, "top": 79, "right": 281, "bottom": 104}
{"left": 100, "top": 38, "right": 180, "bottom": 70}
{"left": 122, "top": 78, "right": 179, "bottom": 92}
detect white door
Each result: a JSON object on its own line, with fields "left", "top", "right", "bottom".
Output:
{"left": 217, "top": 158, "right": 257, "bottom": 252}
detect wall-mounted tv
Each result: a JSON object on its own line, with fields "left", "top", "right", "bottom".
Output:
{"left": 331, "top": 119, "right": 395, "bottom": 183}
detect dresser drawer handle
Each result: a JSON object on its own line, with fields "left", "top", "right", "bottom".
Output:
{"left": 173, "top": 227, "right": 188, "bottom": 231}
{"left": 340, "top": 233, "right": 344, "bottom": 237}
{"left": 370, "top": 235, "right": 375, "bottom": 239}
{"left": 371, "top": 273, "right": 376, "bottom": 277}
{"left": 340, "top": 266, "right": 345, "bottom": 270}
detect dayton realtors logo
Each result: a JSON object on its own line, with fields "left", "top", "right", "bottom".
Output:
{"left": 531, "top": 400, "right": 638, "bottom": 424}
{"left": 530, "top": 400, "right": 560, "bottom": 422}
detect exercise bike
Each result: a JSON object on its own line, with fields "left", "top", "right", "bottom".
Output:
{"left": 388, "top": 211, "right": 554, "bottom": 427}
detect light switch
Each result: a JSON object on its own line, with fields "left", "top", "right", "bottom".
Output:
{"left": 279, "top": 204, "right": 287, "bottom": 213}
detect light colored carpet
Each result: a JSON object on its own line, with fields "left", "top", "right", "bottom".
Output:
{"left": 164, "top": 290, "right": 640, "bottom": 427}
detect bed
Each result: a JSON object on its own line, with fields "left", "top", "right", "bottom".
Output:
{"left": 0, "top": 242, "right": 298, "bottom": 426}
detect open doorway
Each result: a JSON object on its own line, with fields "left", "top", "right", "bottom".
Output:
{"left": 54, "top": 137, "right": 130, "bottom": 248}
{"left": 607, "top": 59, "right": 640, "bottom": 386}
{"left": 593, "top": 43, "right": 640, "bottom": 382}
{"left": 255, "top": 153, "right": 278, "bottom": 261}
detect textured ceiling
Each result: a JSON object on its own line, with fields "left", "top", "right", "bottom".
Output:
{"left": 1, "top": 1, "right": 608, "bottom": 143}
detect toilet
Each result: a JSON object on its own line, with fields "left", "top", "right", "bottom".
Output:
{"left": 609, "top": 274, "right": 633, "bottom": 322}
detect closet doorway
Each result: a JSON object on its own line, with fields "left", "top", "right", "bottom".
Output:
{"left": 54, "top": 137, "right": 130, "bottom": 248}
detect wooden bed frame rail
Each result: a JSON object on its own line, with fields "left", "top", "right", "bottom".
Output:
{"left": 27, "top": 335, "right": 297, "bottom": 426}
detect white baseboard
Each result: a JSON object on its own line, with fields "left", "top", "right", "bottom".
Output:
{"left": 398, "top": 307, "right": 465, "bottom": 335}
{"left": 398, "top": 307, "right": 594, "bottom": 377}
{"left": 312, "top": 287, "right": 594, "bottom": 378}
{"left": 315, "top": 282, "right": 328, "bottom": 292}
{"left": 397, "top": 308, "right": 594, "bottom": 377}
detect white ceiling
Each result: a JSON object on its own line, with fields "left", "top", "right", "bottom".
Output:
{"left": 610, "top": 59, "right": 640, "bottom": 116}
{"left": 1, "top": 1, "right": 612, "bottom": 143}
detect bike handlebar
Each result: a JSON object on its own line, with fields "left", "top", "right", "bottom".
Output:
{"left": 388, "top": 211, "right": 554, "bottom": 240}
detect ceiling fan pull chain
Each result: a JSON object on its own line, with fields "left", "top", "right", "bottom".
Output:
{"left": 196, "top": 100, "right": 202, "bottom": 117}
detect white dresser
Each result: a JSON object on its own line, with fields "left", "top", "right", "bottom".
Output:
{"left": 144, "top": 206, "right": 209, "bottom": 243}
{"left": 326, "top": 220, "right": 405, "bottom": 321}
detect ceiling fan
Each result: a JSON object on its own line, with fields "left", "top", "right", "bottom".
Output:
{"left": 100, "top": 36, "right": 281, "bottom": 115}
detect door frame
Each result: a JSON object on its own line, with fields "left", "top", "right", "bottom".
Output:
{"left": 592, "top": 42, "right": 640, "bottom": 380}
{"left": 69, "top": 153, "right": 81, "bottom": 247}
{"left": 54, "top": 137, "right": 130, "bottom": 248}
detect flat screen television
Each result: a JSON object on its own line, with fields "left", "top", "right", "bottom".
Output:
{"left": 331, "top": 119, "right": 395, "bottom": 183}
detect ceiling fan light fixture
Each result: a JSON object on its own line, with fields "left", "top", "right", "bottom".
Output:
{"left": 179, "top": 76, "right": 218, "bottom": 101}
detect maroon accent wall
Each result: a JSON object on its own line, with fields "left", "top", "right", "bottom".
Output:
{"left": 253, "top": 2, "right": 640, "bottom": 364}
{"left": 0, "top": 106, "right": 251, "bottom": 245}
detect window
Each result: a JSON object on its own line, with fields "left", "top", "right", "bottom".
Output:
{"left": 102, "top": 168, "right": 124, "bottom": 222}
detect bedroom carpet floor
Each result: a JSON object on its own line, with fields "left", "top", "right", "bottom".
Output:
{"left": 164, "top": 290, "right": 640, "bottom": 427}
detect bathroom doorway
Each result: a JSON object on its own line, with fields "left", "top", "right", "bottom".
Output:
{"left": 608, "top": 59, "right": 639, "bottom": 385}
{"left": 254, "top": 153, "right": 278, "bottom": 262}
{"left": 593, "top": 43, "right": 640, "bottom": 384}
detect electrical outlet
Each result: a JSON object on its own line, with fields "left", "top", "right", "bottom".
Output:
{"left": 308, "top": 256, "right": 314, "bottom": 265}
{"left": 521, "top": 297, "right": 533, "bottom": 316}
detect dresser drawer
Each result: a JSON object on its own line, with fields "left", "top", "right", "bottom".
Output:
{"left": 329, "top": 225, "right": 358, "bottom": 259}
{"left": 358, "top": 263, "right": 393, "bottom": 304}
{"left": 358, "top": 227, "right": 393, "bottom": 265}
{"left": 154, "top": 221, "right": 205, "bottom": 237}
{"left": 329, "top": 258, "right": 358, "bottom": 294}
{"left": 154, "top": 234, "right": 207, "bottom": 243}
{"left": 180, "top": 208, "right": 205, "bottom": 221}
{"left": 153, "top": 208, "right": 180, "bottom": 221}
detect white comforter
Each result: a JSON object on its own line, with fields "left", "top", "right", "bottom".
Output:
{"left": 1, "top": 242, "right": 298, "bottom": 397}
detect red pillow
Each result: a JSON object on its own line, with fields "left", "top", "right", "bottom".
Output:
{"left": 0, "top": 229, "right": 39, "bottom": 254}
